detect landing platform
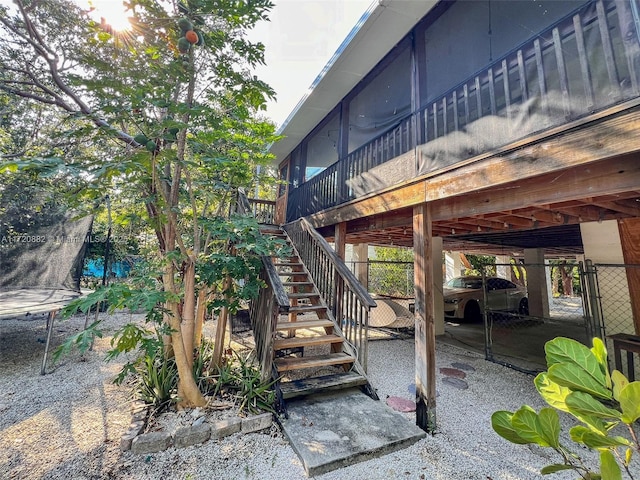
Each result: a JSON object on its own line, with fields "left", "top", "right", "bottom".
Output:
{"left": 279, "top": 388, "right": 426, "bottom": 476}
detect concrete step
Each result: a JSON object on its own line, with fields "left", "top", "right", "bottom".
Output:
{"left": 279, "top": 388, "right": 426, "bottom": 476}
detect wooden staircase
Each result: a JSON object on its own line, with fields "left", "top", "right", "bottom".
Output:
{"left": 259, "top": 225, "right": 374, "bottom": 407}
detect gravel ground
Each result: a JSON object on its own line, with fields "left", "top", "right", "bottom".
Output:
{"left": 0, "top": 311, "right": 616, "bottom": 480}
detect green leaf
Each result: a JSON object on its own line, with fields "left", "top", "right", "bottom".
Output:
{"left": 546, "top": 337, "right": 606, "bottom": 387}
{"left": 491, "top": 411, "right": 531, "bottom": 444}
{"left": 611, "top": 370, "right": 629, "bottom": 401}
{"left": 582, "top": 432, "right": 631, "bottom": 449}
{"left": 540, "top": 464, "right": 574, "bottom": 474}
{"left": 599, "top": 450, "right": 622, "bottom": 480}
{"left": 618, "top": 381, "right": 640, "bottom": 424}
{"left": 548, "top": 362, "right": 612, "bottom": 400}
{"left": 565, "top": 391, "right": 622, "bottom": 420}
{"left": 535, "top": 372, "right": 571, "bottom": 412}
{"left": 511, "top": 405, "right": 550, "bottom": 446}
{"left": 590, "top": 338, "right": 611, "bottom": 389}
{"left": 570, "top": 425, "right": 629, "bottom": 449}
{"left": 538, "top": 408, "right": 561, "bottom": 448}
{"left": 569, "top": 425, "right": 591, "bottom": 443}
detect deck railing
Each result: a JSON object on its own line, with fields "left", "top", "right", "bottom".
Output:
{"left": 248, "top": 198, "right": 276, "bottom": 224}
{"left": 284, "top": 218, "right": 377, "bottom": 371}
{"left": 233, "top": 188, "right": 275, "bottom": 224}
{"left": 287, "top": 0, "right": 639, "bottom": 221}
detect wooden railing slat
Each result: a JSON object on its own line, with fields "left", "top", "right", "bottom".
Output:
{"left": 552, "top": 26, "right": 571, "bottom": 117}
{"left": 596, "top": 0, "right": 622, "bottom": 100}
{"left": 296, "top": 218, "right": 376, "bottom": 308}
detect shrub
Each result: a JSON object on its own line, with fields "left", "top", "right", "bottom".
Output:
{"left": 492, "top": 337, "right": 640, "bottom": 479}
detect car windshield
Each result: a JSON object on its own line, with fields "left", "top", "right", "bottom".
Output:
{"left": 445, "top": 277, "right": 482, "bottom": 289}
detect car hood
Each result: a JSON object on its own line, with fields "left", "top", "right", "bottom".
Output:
{"left": 443, "top": 287, "right": 479, "bottom": 298}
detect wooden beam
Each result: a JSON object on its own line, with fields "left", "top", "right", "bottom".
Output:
{"left": 431, "top": 154, "right": 640, "bottom": 221}
{"left": 413, "top": 203, "right": 436, "bottom": 433}
{"left": 591, "top": 200, "right": 640, "bottom": 217}
{"left": 618, "top": 218, "right": 640, "bottom": 334}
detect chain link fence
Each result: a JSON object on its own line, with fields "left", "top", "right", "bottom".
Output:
{"left": 475, "top": 262, "right": 589, "bottom": 373}
{"left": 347, "top": 260, "right": 415, "bottom": 330}
{"left": 584, "top": 262, "right": 640, "bottom": 380}
{"left": 346, "top": 258, "right": 639, "bottom": 376}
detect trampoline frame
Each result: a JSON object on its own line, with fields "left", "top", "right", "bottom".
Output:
{"left": 0, "top": 288, "right": 84, "bottom": 374}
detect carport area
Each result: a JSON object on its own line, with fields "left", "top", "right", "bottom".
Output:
{"left": 340, "top": 219, "right": 640, "bottom": 377}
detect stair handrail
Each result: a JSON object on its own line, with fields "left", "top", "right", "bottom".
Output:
{"left": 235, "top": 187, "right": 276, "bottom": 224}
{"left": 295, "top": 217, "right": 376, "bottom": 309}
{"left": 284, "top": 217, "right": 376, "bottom": 372}
{"left": 262, "top": 255, "right": 291, "bottom": 310}
{"left": 234, "top": 187, "right": 253, "bottom": 216}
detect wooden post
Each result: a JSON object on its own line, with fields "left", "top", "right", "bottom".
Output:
{"left": 619, "top": 218, "right": 640, "bottom": 334}
{"left": 413, "top": 203, "right": 436, "bottom": 433}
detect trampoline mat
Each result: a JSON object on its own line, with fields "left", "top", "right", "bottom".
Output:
{"left": 0, "top": 288, "right": 82, "bottom": 320}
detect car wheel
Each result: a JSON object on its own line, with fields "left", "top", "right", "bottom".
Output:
{"left": 463, "top": 301, "right": 482, "bottom": 322}
{"left": 519, "top": 298, "right": 529, "bottom": 316}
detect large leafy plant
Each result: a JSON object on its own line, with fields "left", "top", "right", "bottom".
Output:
{"left": 492, "top": 337, "right": 640, "bottom": 479}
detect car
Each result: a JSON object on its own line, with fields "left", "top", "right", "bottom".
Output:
{"left": 443, "top": 276, "right": 528, "bottom": 322}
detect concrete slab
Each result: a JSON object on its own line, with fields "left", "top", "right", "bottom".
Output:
{"left": 279, "top": 388, "right": 426, "bottom": 476}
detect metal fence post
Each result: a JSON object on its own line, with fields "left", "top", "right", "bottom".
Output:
{"left": 583, "top": 259, "right": 604, "bottom": 341}
{"left": 481, "top": 267, "right": 494, "bottom": 361}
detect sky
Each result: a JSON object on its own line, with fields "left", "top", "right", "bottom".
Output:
{"left": 247, "top": 0, "right": 372, "bottom": 127}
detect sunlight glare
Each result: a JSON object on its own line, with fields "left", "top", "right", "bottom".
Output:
{"left": 82, "top": 0, "right": 131, "bottom": 32}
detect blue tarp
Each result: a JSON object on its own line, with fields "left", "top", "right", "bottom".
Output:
{"left": 83, "top": 258, "right": 132, "bottom": 278}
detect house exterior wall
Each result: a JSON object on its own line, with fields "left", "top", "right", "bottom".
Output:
{"left": 283, "top": 0, "right": 640, "bottom": 222}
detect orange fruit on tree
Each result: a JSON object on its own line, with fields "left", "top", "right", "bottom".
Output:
{"left": 185, "top": 30, "right": 198, "bottom": 44}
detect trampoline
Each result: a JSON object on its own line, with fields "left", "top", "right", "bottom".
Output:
{"left": 0, "top": 288, "right": 84, "bottom": 374}
{"left": 0, "top": 215, "right": 93, "bottom": 374}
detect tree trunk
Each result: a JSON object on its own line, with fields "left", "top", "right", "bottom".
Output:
{"left": 194, "top": 288, "right": 207, "bottom": 348}
{"left": 163, "top": 265, "right": 206, "bottom": 408}
{"left": 182, "top": 260, "right": 196, "bottom": 368}
{"left": 560, "top": 262, "right": 573, "bottom": 296}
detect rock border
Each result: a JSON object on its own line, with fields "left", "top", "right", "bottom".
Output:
{"left": 120, "top": 401, "right": 273, "bottom": 454}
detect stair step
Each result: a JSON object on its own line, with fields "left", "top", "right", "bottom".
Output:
{"left": 278, "top": 271, "right": 309, "bottom": 277}
{"left": 279, "top": 372, "right": 368, "bottom": 399}
{"left": 276, "top": 319, "right": 334, "bottom": 331}
{"left": 274, "top": 262, "right": 304, "bottom": 267}
{"left": 289, "top": 305, "right": 328, "bottom": 314}
{"left": 274, "top": 353, "right": 355, "bottom": 372}
{"left": 282, "top": 281, "right": 313, "bottom": 286}
{"left": 274, "top": 334, "right": 343, "bottom": 351}
{"left": 288, "top": 293, "right": 320, "bottom": 299}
